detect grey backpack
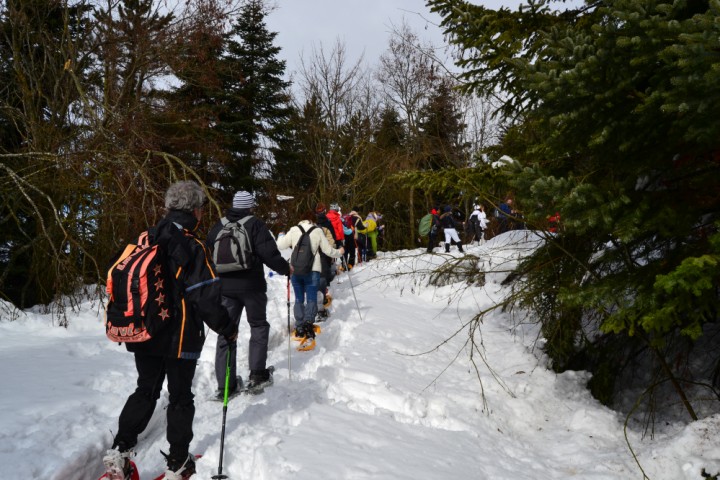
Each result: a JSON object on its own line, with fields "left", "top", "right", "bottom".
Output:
{"left": 212, "top": 216, "right": 255, "bottom": 273}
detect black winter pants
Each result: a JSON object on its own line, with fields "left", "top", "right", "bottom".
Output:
{"left": 114, "top": 354, "right": 197, "bottom": 460}
{"left": 344, "top": 233, "right": 356, "bottom": 266}
{"left": 215, "top": 291, "right": 269, "bottom": 390}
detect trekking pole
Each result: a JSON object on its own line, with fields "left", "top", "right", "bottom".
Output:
{"left": 341, "top": 256, "right": 363, "bottom": 322}
{"left": 286, "top": 276, "right": 292, "bottom": 382}
{"left": 212, "top": 350, "right": 231, "bottom": 480}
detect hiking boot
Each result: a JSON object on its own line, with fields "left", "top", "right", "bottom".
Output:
{"left": 215, "top": 376, "right": 243, "bottom": 400}
{"left": 163, "top": 452, "right": 196, "bottom": 480}
{"left": 323, "top": 293, "right": 332, "bottom": 308}
{"left": 102, "top": 447, "right": 135, "bottom": 480}
{"left": 246, "top": 368, "right": 274, "bottom": 394}
{"left": 316, "top": 309, "right": 329, "bottom": 321}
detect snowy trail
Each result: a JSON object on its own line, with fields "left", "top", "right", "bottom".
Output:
{"left": 1, "top": 235, "right": 718, "bottom": 479}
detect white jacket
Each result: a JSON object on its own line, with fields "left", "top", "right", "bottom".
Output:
{"left": 276, "top": 220, "right": 343, "bottom": 273}
{"left": 470, "top": 209, "right": 488, "bottom": 229}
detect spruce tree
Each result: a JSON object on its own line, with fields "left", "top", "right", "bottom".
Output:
{"left": 416, "top": 79, "right": 469, "bottom": 170}
{"left": 217, "top": 0, "right": 293, "bottom": 194}
{"left": 429, "top": 0, "right": 720, "bottom": 417}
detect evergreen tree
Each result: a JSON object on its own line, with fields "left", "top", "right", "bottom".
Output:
{"left": 429, "top": 0, "right": 720, "bottom": 417}
{"left": 217, "top": 0, "right": 293, "bottom": 194}
{"left": 0, "top": 0, "right": 95, "bottom": 308}
{"left": 416, "top": 79, "right": 469, "bottom": 170}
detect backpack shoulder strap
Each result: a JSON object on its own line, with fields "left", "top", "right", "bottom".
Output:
{"left": 238, "top": 215, "right": 253, "bottom": 226}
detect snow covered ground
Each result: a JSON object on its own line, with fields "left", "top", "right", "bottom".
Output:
{"left": 1, "top": 230, "right": 719, "bottom": 480}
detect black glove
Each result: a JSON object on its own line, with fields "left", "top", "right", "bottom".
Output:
{"left": 221, "top": 322, "right": 238, "bottom": 343}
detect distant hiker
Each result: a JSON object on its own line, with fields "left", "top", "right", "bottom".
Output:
{"left": 440, "top": 205, "right": 464, "bottom": 253}
{"left": 468, "top": 204, "right": 488, "bottom": 244}
{"left": 348, "top": 208, "right": 368, "bottom": 263}
{"left": 498, "top": 198, "right": 514, "bottom": 234}
{"left": 276, "top": 211, "right": 344, "bottom": 348}
{"left": 326, "top": 203, "right": 346, "bottom": 248}
{"left": 425, "top": 208, "right": 441, "bottom": 253}
{"left": 315, "top": 203, "right": 339, "bottom": 318}
{"left": 340, "top": 210, "right": 356, "bottom": 269}
{"left": 548, "top": 211, "right": 561, "bottom": 233}
{"left": 103, "top": 181, "right": 237, "bottom": 480}
{"left": 365, "top": 211, "right": 382, "bottom": 259}
{"left": 206, "top": 190, "right": 290, "bottom": 397}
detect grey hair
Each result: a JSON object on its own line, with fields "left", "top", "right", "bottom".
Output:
{"left": 164, "top": 181, "right": 206, "bottom": 212}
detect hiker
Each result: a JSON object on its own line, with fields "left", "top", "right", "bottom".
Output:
{"left": 548, "top": 211, "right": 561, "bottom": 233}
{"left": 468, "top": 204, "right": 488, "bottom": 244}
{"left": 276, "top": 211, "right": 344, "bottom": 343}
{"left": 426, "top": 208, "right": 441, "bottom": 253}
{"left": 348, "top": 208, "right": 368, "bottom": 263}
{"left": 103, "top": 181, "right": 238, "bottom": 480}
{"left": 325, "top": 203, "right": 346, "bottom": 248}
{"left": 440, "top": 205, "right": 465, "bottom": 253}
{"left": 315, "top": 203, "right": 339, "bottom": 318}
{"left": 365, "top": 211, "right": 382, "bottom": 259}
{"left": 498, "top": 198, "right": 514, "bottom": 233}
{"left": 206, "top": 190, "right": 291, "bottom": 398}
{"left": 340, "top": 209, "right": 356, "bottom": 269}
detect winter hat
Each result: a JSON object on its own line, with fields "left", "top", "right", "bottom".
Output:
{"left": 233, "top": 190, "right": 257, "bottom": 209}
{"left": 443, "top": 205, "right": 452, "bottom": 213}
{"left": 329, "top": 203, "right": 340, "bottom": 212}
{"left": 315, "top": 202, "right": 326, "bottom": 214}
{"left": 430, "top": 209, "right": 438, "bottom": 215}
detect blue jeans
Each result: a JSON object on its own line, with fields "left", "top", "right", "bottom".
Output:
{"left": 291, "top": 271, "right": 321, "bottom": 329}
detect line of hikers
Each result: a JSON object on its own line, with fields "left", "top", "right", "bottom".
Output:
{"left": 420, "top": 198, "right": 531, "bottom": 253}
{"left": 101, "top": 182, "right": 384, "bottom": 480}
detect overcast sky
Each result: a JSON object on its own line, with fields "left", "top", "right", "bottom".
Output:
{"left": 264, "top": 1, "right": 453, "bottom": 76}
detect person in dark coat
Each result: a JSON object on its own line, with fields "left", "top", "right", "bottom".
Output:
{"left": 439, "top": 205, "right": 465, "bottom": 253}
{"left": 206, "top": 190, "right": 291, "bottom": 396}
{"left": 104, "top": 181, "right": 237, "bottom": 480}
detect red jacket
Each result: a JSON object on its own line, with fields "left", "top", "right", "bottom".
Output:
{"left": 326, "top": 210, "right": 345, "bottom": 243}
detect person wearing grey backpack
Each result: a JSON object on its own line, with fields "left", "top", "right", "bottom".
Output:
{"left": 206, "top": 190, "right": 290, "bottom": 396}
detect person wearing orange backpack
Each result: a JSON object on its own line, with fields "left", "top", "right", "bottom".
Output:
{"left": 102, "top": 181, "right": 238, "bottom": 480}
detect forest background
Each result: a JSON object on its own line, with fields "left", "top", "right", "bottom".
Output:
{"left": 1, "top": 0, "right": 719, "bottom": 429}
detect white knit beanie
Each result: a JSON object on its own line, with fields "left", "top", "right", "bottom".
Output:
{"left": 233, "top": 190, "right": 257, "bottom": 209}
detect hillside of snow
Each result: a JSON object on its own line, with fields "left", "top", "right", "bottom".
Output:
{"left": 1, "top": 230, "right": 718, "bottom": 480}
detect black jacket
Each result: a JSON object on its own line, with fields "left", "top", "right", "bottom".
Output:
{"left": 206, "top": 208, "right": 290, "bottom": 294}
{"left": 127, "top": 210, "right": 234, "bottom": 359}
{"left": 440, "top": 211, "right": 461, "bottom": 229}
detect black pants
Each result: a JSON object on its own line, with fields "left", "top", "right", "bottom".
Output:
{"left": 215, "top": 291, "right": 268, "bottom": 390}
{"left": 114, "top": 354, "right": 197, "bottom": 460}
{"left": 344, "top": 234, "right": 355, "bottom": 266}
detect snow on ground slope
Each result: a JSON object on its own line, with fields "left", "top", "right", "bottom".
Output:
{"left": 0, "top": 231, "right": 719, "bottom": 479}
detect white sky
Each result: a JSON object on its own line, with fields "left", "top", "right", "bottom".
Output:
{"left": 2, "top": 231, "right": 717, "bottom": 479}
{"left": 266, "top": 1, "right": 446, "bottom": 74}
{"left": 265, "top": 0, "right": 577, "bottom": 77}
{"left": 265, "top": 0, "right": 527, "bottom": 76}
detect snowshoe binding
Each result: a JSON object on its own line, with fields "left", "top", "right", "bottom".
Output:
{"left": 101, "top": 448, "right": 138, "bottom": 480}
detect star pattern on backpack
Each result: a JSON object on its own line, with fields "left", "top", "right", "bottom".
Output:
{"left": 153, "top": 264, "right": 162, "bottom": 276}
{"left": 159, "top": 308, "right": 170, "bottom": 321}
{"left": 155, "top": 292, "right": 165, "bottom": 305}
{"left": 154, "top": 278, "right": 164, "bottom": 290}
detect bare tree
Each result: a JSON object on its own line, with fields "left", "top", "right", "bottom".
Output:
{"left": 295, "top": 40, "right": 384, "bottom": 208}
